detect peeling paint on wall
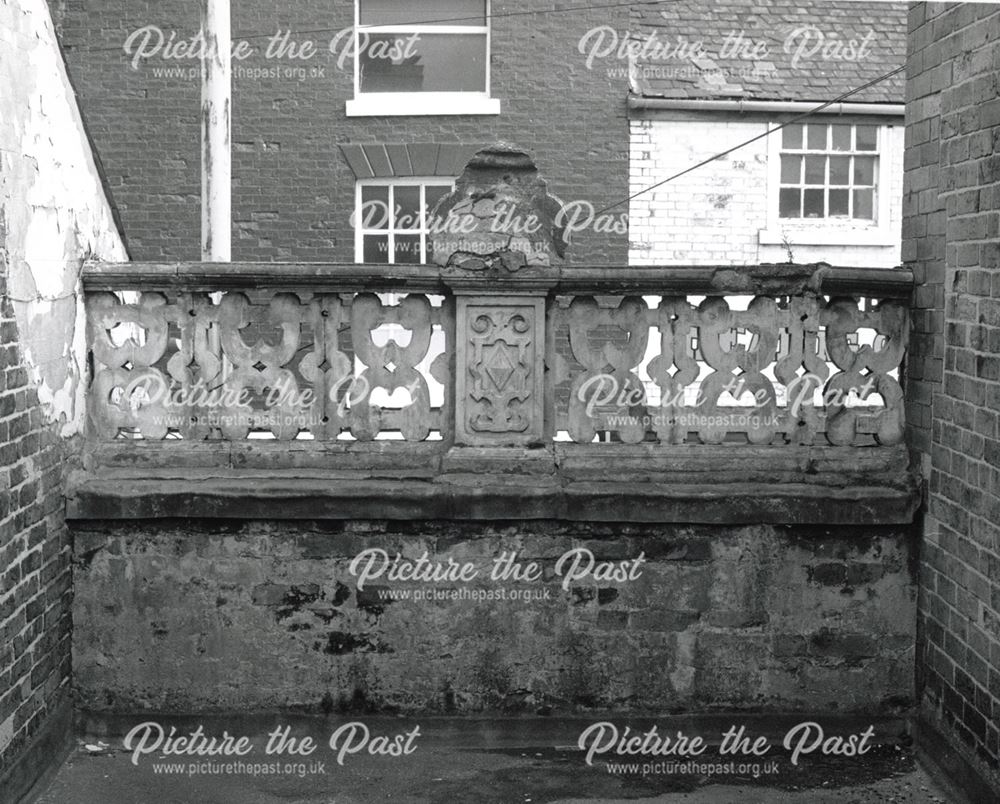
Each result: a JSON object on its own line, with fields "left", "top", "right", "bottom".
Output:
{"left": 0, "top": 0, "right": 127, "bottom": 435}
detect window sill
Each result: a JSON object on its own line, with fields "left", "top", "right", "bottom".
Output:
{"left": 759, "top": 227, "right": 898, "bottom": 247}
{"left": 346, "top": 95, "right": 501, "bottom": 117}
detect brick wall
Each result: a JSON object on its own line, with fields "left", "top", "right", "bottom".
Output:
{"left": 0, "top": 227, "right": 73, "bottom": 794}
{"left": 0, "top": 228, "right": 73, "bottom": 795}
{"left": 629, "top": 117, "right": 904, "bottom": 267}
{"left": 49, "top": 0, "right": 631, "bottom": 264}
{"left": 0, "top": 1, "right": 127, "bottom": 796}
{"left": 904, "top": 2, "right": 1000, "bottom": 795}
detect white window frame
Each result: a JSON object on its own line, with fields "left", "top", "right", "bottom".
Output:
{"left": 760, "top": 119, "right": 896, "bottom": 247}
{"left": 354, "top": 177, "right": 455, "bottom": 263}
{"left": 346, "top": 0, "right": 500, "bottom": 117}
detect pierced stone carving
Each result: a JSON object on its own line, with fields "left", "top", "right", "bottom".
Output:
{"left": 85, "top": 277, "right": 906, "bottom": 450}
{"left": 86, "top": 289, "right": 449, "bottom": 443}
{"left": 350, "top": 293, "right": 435, "bottom": 442}
{"left": 824, "top": 298, "right": 907, "bottom": 446}
{"left": 566, "top": 296, "right": 650, "bottom": 445}
{"left": 553, "top": 292, "right": 908, "bottom": 447}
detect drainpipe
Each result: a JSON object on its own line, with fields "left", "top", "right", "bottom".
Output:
{"left": 201, "top": 0, "right": 231, "bottom": 262}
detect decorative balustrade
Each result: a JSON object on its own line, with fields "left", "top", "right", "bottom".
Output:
{"left": 84, "top": 262, "right": 910, "bottom": 448}
{"left": 74, "top": 261, "right": 919, "bottom": 524}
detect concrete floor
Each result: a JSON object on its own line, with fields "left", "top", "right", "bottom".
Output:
{"left": 34, "top": 715, "right": 962, "bottom": 804}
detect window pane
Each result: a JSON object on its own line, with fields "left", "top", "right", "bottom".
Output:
{"left": 829, "top": 189, "right": 849, "bottom": 216}
{"left": 807, "top": 124, "right": 827, "bottom": 150}
{"left": 780, "top": 155, "right": 801, "bottom": 183}
{"left": 803, "top": 188, "right": 824, "bottom": 217}
{"left": 854, "top": 156, "right": 876, "bottom": 185}
{"left": 829, "top": 156, "right": 850, "bottom": 185}
{"left": 360, "top": 186, "right": 390, "bottom": 229}
{"left": 779, "top": 188, "right": 801, "bottom": 217}
{"left": 363, "top": 234, "right": 390, "bottom": 262}
{"left": 394, "top": 234, "right": 422, "bottom": 263}
{"left": 359, "top": 33, "right": 487, "bottom": 92}
{"left": 855, "top": 125, "right": 877, "bottom": 151}
{"left": 782, "top": 124, "right": 803, "bottom": 149}
{"left": 804, "top": 156, "right": 826, "bottom": 184}
{"left": 395, "top": 186, "right": 421, "bottom": 229}
{"left": 831, "top": 125, "right": 851, "bottom": 151}
{"left": 853, "top": 189, "right": 874, "bottom": 219}
{"left": 360, "top": 0, "right": 486, "bottom": 26}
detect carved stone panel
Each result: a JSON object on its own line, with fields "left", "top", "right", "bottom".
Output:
{"left": 455, "top": 297, "right": 545, "bottom": 445}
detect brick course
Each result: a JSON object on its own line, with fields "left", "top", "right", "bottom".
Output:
{"left": 905, "top": 2, "right": 1000, "bottom": 793}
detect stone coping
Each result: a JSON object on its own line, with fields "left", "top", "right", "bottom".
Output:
{"left": 67, "top": 443, "right": 920, "bottom": 524}
{"left": 82, "top": 261, "right": 916, "bottom": 298}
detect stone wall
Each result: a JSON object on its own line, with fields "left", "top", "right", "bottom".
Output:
{"left": 904, "top": 1, "right": 1000, "bottom": 797}
{"left": 71, "top": 520, "right": 916, "bottom": 715}
{"left": 0, "top": 0, "right": 126, "bottom": 797}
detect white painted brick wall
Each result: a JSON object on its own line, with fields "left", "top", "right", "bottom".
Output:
{"left": 629, "top": 118, "right": 904, "bottom": 268}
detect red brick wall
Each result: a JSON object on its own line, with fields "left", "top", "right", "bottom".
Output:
{"left": 0, "top": 219, "right": 73, "bottom": 793}
{"left": 50, "top": 0, "right": 630, "bottom": 264}
{"left": 904, "top": 2, "right": 1000, "bottom": 794}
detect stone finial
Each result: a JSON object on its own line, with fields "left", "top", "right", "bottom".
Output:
{"left": 428, "top": 143, "right": 567, "bottom": 272}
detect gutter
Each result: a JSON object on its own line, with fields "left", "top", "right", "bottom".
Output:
{"left": 628, "top": 97, "right": 905, "bottom": 116}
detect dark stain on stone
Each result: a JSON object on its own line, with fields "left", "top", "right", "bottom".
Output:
{"left": 442, "top": 681, "right": 456, "bottom": 712}
{"left": 319, "top": 631, "right": 367, "bottom": 655}
{"left": 807, "top": 562, "right": 847, "bottom": 586}
{"left": 356, "top": 586, "right": 390, "bottom": 615}
{"left": 275, "top": 584, "right": 321, "bottom": 622}
{"left": 571, "top": 587, "right": 595, "bottom": 605}
{"left": 597, "top": 588, "right": 619, "bottom": 605}
{"left": 330, "top": 581, "right": 351, "bottom": 606}
{"left": 316, "top": 631, "right": 391, "bottom": 655}
{"left": 809, "top": 628, "right": 877, "bottom": 665}
{"left": 337, "top": 688, "right": 380, "bottom": 714}
{"left": 846, "top": 562, "right": 884, "bottom": 587}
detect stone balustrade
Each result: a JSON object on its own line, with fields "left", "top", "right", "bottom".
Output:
{"left": 73, "top": 261, "right": 919, "bottom": 524}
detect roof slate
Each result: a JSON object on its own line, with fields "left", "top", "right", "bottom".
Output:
{"left": 629, "top": 0, "right": 907, "bottom": 103}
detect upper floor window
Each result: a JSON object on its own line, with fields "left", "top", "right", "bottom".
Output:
{"left": 348, "top": 0, "right": 500, "bottom": 116}
{"left": 778, "top": 123, "right": 878, "bottom": 221}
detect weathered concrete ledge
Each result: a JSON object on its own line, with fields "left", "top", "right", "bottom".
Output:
{"left": 65, "top": 475, "right": 920, "bottom": 524}
{"left": 69, "top": 442, "right": 921, "bottom": 524}
{"left": 67, "top": 463, "right": 920, "bottom": 526}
